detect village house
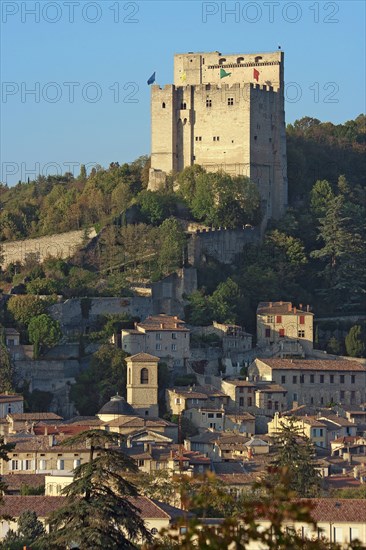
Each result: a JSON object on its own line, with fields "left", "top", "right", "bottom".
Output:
{"left": 0, "top": 393, "right": 24, "bottom": 419}
{"left": 249, "top": 358, "right": 366, "bottom": 409}
{"left": 4, "top": 328, "right": 20, "bottom": 347}
{"left": 256, "top": 301, "right": 313, "bottom": 357}
{"left": 212, "top": 322, "right": 252, "bottom": 354}
{"left": 166, "top": 385, "right": 229, "bottom": 416}
{"left": 268, "top": 412, "right": 328, "bottom": 449}
{"left": 220, "top": 378, "right": 287, "bottom": 416}
{"left": 121, "top": 315, "right": 190, "bottom": 372}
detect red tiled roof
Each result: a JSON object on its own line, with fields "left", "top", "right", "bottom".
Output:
{"left": 0, "top": 394, "right": 23, "bottom": 403}
{"left": 8, "top": 413, "right": 63, "bottom": 421}
{"left": 0, "top": 495, "right": 187, "bottom": 521}
{"left": 301, "top": 499, "right": 366, "bottom": 522}
{"left": 2, "top": 474, "right": 45, "bottom": 491}
{"left": 0, "top": 496, "right": 64, "bottom": 518}
{"left": 259, "top": 358, "right": 366, "bottom": 372}
{"left": 257, "top": 302, "right": 313, "bottom": 316}
{"left": 222, "top": 380, "right": 255, "bottom": 387}
{"left": 138, "top": 315, "right": 189, "bottom": 332}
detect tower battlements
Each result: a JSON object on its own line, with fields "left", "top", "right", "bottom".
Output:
{"left": 149, "top": 51, "right": 287, "bottom": 220}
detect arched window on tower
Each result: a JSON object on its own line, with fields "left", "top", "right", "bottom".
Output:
{"left": 255, "top": 56, "right": 263, "bottom": 63}
{"left": 162, "top": 102, "right": 166, "bottom": 108}
{"left": 218, "top": 58, "right": 226, "bottom": 65}
{"left": 140, "top": 368, "right": 149, "bottom": 385}
{"left": 237, "top": 57, "right": 244, "bottom": 64}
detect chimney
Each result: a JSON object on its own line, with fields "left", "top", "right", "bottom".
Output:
{"left": 280, "top": 300, "right": 283, "bottom": 306}
{"left": 160, "top": 323, "right": 164, "bottom": 329}
{"left": 44, "top": 426, "right": 48, "bottom": 436}
{"left": 293, "top": 307, "right": 297, "bottom": 314}
{"left": 269, "top": 302, "right": 272, "bottom": 308}
{"left": 288, "top": 303, "right": 291, "bottom": 312}
{"left": 174, "top": 323, "right": 178, "bottom": 328}
{"left": 306, "top": 305, "right": 310, "bottom": 312}
{"left": 49, "top": 434, "right": 55, "bottom": 447}
{"left": 299, "top": 303, "right": 303, "bottom": 310}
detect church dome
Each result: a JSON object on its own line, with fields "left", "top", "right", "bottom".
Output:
{"left": 97, "top": 394, "right": 135, "bottom": 416}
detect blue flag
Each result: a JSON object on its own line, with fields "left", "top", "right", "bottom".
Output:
{"left": 147, "top": 72, "right": 156, "bottom": 85}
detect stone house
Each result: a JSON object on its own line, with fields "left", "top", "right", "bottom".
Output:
{"left": 256, "top": 301, "right": 313, "bottom": 356}
{"left": 212, "top": 322, "right": 252, "bottom": 354}
{"left": 221, "top": 379, "right": 256, "bottom": 411}
{"left": 0, "top": 394, "right": 24, "bottom": 419}
{"left": 166, "top": 386, "right": 229, "bottom": 416}
{"left": 249, "top": 358, "right": 366, "bottom": 409}
{"left": 4, "top": 328, "right": 20, "bottom": 347}
{"left": 268, "top": 412, "right": 328, "bottom": 449}
{"left": 221, "top": 378, "right": 287, "bottom": 416}
{"left": 121, "top": 315, "right": 190, "bottom": 372}
{"left": 185, "top": 407, "right": 225, "bottom": 431}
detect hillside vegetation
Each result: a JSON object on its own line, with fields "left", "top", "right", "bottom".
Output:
{"left": 0, "top": 116, "right": 365, "bottom": 332}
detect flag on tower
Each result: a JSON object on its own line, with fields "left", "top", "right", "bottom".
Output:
{"left": 147, "top": 72, "right": 156, "bottom": 85}
{"left": 253, "top": 68, "right": 260, "bottom": 82}
{"left": 220, "top": 68, "right": 231, "bottom": 79}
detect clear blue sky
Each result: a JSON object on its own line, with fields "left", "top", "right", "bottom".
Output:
{"left": 1, "top": 0, "right": 365, "bottom": 185}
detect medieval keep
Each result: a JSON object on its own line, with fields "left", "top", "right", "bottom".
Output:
{"left": 149, "top": 50, "right": 288, "bottom": 221}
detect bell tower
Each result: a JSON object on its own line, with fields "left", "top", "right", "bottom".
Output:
{"left": 126, "top": 353, "right": 159, "bottom": 417}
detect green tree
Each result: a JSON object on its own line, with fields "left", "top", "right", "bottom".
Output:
{"left": 40, "top": 430, "right": 151, "bottom": 550}
{"left": 70, "top": 344, "right": 127, "bottom": 415}
{"left": 209, "top": 278, "right": 242, "bottom": 324}
{"left": 268, "top": 417, "right": 321, "bottom": 498}
{"left": 7, "top": 295, "right": 55, "bottom": 328}
{"left": 310, "top": 179, "right": 335, "bottom": 218}
{"left": 345, "top": 325, "right": 366, "bottom": 357}
{"left": 0, "top": 343, "right": 14, "bottom": 393}
{"left": 327, "top": 336, "right": 342, "bottom": 355}
{"left": 185, "top": 291, "right": 213, "bottom": 326}
{"left": 28, "top": 314, "right": 62, "bottom": 359}
{"left": 18, "top": 510, "right": 45, "bottom": 540}
{"left": 158, "top": 218, "right": 186, "bottom": 276}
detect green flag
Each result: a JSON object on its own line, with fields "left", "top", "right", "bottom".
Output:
{"left": 220, "top": 68, "right": 231, "bottom": 79}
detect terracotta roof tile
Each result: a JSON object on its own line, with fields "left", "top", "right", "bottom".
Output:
{"left": 257, "top": 301, "right": 313, "bottom": 316}
{"left": 8, "top": 413, "right": 63, "bottom": 421}
{"left": 138, "top": 315, "right": 189, "bottom": 332}
{"left": 259, "top": 358, "right": 366, "bottom": 372}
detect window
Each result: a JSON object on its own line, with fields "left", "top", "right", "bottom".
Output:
{"left": 267, "top": 400, "right": 272, "bottom": 410}
{"left": 340, "top": 390, "right": 345, "bottom": 399}
{"left": 351, "top": 391, "right": 355, "bottom": 402}
{"left": 310, "top": 397, "right": 314, "bottom": 404}
{"left": 171, "top": 344, "right": 177, "bottom": 351}
{"left": 310, "top": 374, "right": 315, "bottom": 383}
{"left": 162, "top": 102, "right": 166, "bottom": 108}
{"left": 351, "top": 375, "right": 355, "bottom": 384}
{"left": 293, "top": 393, "right": 298, "bottom": 402}
{"left": 180, "top": 102, "right": 186, "bottom": 109}
{"left": 319, "top": 429, "right": 323, "bottom": 436}
{"left": 140, "top": 368, "right": 149, "bottom": 384}
{"left": 276, "top": 316, "right": 282, "bottom": 323}
{"left": 138, "top": 459, "right": 145, "bottom": 467}
{"left": 299, "top": 315, "right": 305, "bottom": 325}
{"left": 320, "top": 397, "right": 324, "bottom": 405}
{"left": 74, "top": 459, "right": 81, "bottom": 468}
{"left": 298, "top": 330, "right": 305, "bottom": 338}
{"left": 281, "top": 375, "right": 286, "bottom": 383}
{"left": 206, "top": 99, "right": 212, "bottom": 107}
{"left": 213, "top": 136, "right": 220, "bottom": 141}
{"left": 151, "top": 528, "right": 158, "bottom": 536}
{"left": 239, "top": 387, "right": 244, "bottom": 394}
{"left": 265, "top": 328, "right": 271, "bottom": 337}
{"left": 320, "top": 375, "right": 324, "bottom": 383}
{"left": 24, "top": 459, "right": 32, "bottom": 470}
{"left": 39, "top": 459, "right": 47, "bottom": 470}
{"left": 248, "top": 397, "right": 252, "bottom": 406}
{"left": 155, "top": 343, "right": 162, "bottom": 351}
{"left": 208, "top": 413, "right": 214, "bottom": 418}
{"left": 340, "top": 374, "right": 345, "bottom": 383}
{"left": 279, "top": 328, "right": 285, "bottom": 338}
{"left": 175, "top": 398, "right": 181, "bottom": 405}
{"left": 57, "top": 459, "right": 64, "bottom": 471}
{"left": 292, "top": 375, "right": 297, "bottom": 384}
{"left": 275, "top": 401, "right": 279, "bottom": 410}
{"left": 216, "top": 413, "right": 222, "bottom": 418}
{"left": 267, "top": 315, "right": 274, "bottom": 323}
{"left": 239, "top": 397, "right": 244, "bottom": 407}
{"left": 330, "top": 374, "right": 334, "bottom": 383}
{"left": 300, "top": 375, "right": 304, "bottom": 384}
{"left": 10, "top": 460, "right": 19, "bottom": 471}
{"left": 228, "top": 97, "right": 234, "bottom": 105}
{"left": 195, "top": 136, "right": 202, "bottom": 141}
{"left": 156, "top": 333, "right": 162, "bottom": 340}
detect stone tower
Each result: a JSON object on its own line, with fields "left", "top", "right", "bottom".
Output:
{"left": 149, "top": 50, "right": 288, "bottom": 220}
{"left": 126, "top": 352, "right": 159, "bottom": 417}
